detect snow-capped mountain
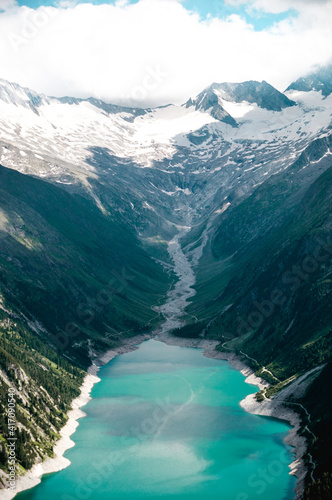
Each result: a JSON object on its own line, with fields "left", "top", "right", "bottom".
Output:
{"left": 0, "top": 69, "right": 331, "bottom": 237}
{"left": 187, "top": 80, "right": 296, "bottom": 126}
{"left": 286, "top": 64, "right": 332, "bottom": 96}
{"left": 185, "top": 86, "right": 237, "bottom": 126}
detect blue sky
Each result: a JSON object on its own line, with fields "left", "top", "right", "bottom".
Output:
{"left": 15, "top": 0, "right": 297, "bottom": 31}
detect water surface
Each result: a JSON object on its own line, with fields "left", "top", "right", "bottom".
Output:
{"left": 17, "top": 339, "right": 296, "bottom": 500}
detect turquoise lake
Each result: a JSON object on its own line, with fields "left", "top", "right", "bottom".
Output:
{"left": 17, "top": 340, "right": 296, "bottom": 500}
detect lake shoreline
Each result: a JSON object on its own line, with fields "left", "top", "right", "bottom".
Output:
{"left": 157, "top": 332, "right": 307, "bottom": 500}
{"left": 3, "top": 333, "right": 153, "bottom": 500}
{"left": 2, "top": 373, "right": 100, "bottom": 500}
{"left": 6, "top": 331, "right": 306, "bottom": 500}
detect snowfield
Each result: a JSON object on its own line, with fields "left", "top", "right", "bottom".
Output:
{"left": 0, "top": 76, "right": 331, "bottom": 227}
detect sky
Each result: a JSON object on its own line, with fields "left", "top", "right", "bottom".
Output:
{"left": 0, "top": 0, "right": 331, "bottom": 107}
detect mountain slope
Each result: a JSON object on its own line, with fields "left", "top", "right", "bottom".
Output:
{"left": 210, "top": 80, "right": 296, "bottom": 111}
{"left": 0, "top": 164, "right": 170, "bottom": 366}
{"left": 1, "top": 73, "right": 331, "bottom": 229}
{"left": 182, "top": 135, "right": 332, "bottom": 497}
{"left": 286, "top": 65, "right": 332, "bottom": 97}
{"left": 209, "top": 164, "right": 332, "bottom": 377}
{"left": 0, "top": 163, "right": 172, "bottom": 487}
{"left": 0, "top": 315, "right": 85, "bottom": 487}
{"left": 185, "top": 86, "right": 238, "bottom": 127}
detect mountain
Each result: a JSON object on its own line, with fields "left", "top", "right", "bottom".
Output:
{"left": 209, "top": 80, "right": 296, "bottom": 111}
{"left": 0, "top": 67, "right": 332, "bottom": 496}
{"left": 0, "top": 78, "right": 147, "bottom": 120}
{"left": 185, "top": 87, "right": 238, "bottom": 127}
{"left": 286, "top": 65, "right": 332, "bottom": 97}
{"left": 1, "top": 72, "right": 331, "bottom": 232}
{"left": 185, "top": 79, "right": 295, "bottom": 127}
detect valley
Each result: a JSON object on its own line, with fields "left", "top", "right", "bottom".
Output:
{"left": 0, "top": 65, "right": 331, "bottom": 499}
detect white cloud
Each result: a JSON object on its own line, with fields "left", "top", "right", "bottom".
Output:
{"left": 0, "top": 0, "right": 17, "bottom": 11}
{"left": 225, "top": 0, "right": 330, "bottom": 14}
{"left": 0, "top": 0, "right": 331, "bottom": 107}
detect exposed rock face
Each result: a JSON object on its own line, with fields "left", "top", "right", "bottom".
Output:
{"left": 186, "top": 87, "right": 238, "bottom": 126}
{"left": 286, "top": 65, "right": 332, "bottom": 96}
{"left": 211, "top": 80, "right": 296, "bottom": 111}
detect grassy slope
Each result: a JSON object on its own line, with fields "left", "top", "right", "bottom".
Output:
{"left": 187, "top": 154, "right": 332, "bottom": 375}
{"left": 207, "top": 166, "right": 332, "bottom": 378}
{"left": 0, "top": 164, "right": 170, "bottom": 366}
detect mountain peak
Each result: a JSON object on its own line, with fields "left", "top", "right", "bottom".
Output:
{"left": 0, "top": 77, "right": 148, "bottom": 122}
{"left": 185, "top": 79, "right": 296, "bottom": 127}
{"left": 185, "top": 86, "right": 238, "bottom": 127}
{"left": 0, "top": 77, "right": 47, "bottom": 115}
{"left": 286, "top": 64, "right": 332, "bottom": 97}
{"left": 211, "top": 80, "right": 296, "bottom": 112}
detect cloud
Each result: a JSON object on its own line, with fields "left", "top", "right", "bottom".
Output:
{"left": 225, "top": 0, "right": 330, "bottom": 14}
{"left": 0, "top": 0, "right": 331, "bottom": 107}
{"left": 0, "top": 0, "right": 17, "bottom": 11}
